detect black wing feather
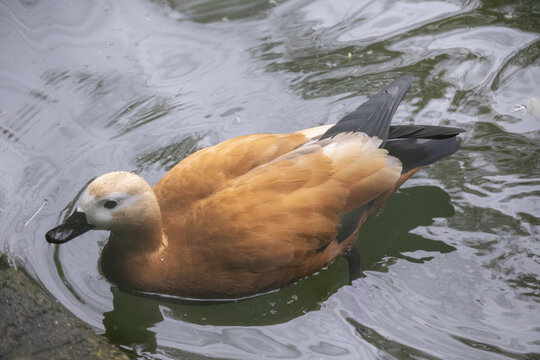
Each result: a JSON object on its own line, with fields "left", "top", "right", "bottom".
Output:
{"left": 385, "top": 137, "right": 462, "bottom": 173}
{"left": 318, "top": 76, "right": 464, "bottom": 173}
{"left": 388, "top": 125, "right": 464, "bottom": 140}
{"left": 319, "top": 76, "right": 414, "bottom": 143}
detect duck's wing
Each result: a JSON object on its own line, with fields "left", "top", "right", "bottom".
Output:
{"left": 187, "top": 132, "right": 402, "bottom": 275}
{"left": 154, "top": 132, "right": 308, "bottom": 211}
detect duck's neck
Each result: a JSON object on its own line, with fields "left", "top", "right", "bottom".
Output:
{"left": 110, "top": 190, "right": 165, "bottom": 252}
{"left": 107, "top": 225, "right": 166, "bottom": 254}
{"left": 100, "top": 192, "right": 168, "bottom": 290}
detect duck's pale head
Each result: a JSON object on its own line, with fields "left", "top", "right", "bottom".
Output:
{"left": 46, "top": 171, "right": 159, "bottom": 244}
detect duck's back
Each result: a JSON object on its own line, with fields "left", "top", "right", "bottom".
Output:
{"left": 153, "top": 132, "right": 307, "bottom": 212}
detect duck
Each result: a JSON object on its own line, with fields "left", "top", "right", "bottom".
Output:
{"left": 46, "top": 76, "right": 463, "bottom": 299}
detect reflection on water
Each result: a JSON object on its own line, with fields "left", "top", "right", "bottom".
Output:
{"left": 154, "top": 0, "right": 282, "bottom": 23}
{"left": 104, "top": 288, "right": 162, "bottom": 353}
{"left": 355, "top": 186, "right": 457, "bottom": 271}
{"left": 135, "top": 134, "right": 203, "bottom": 172}
{"left": 1, "top": 0, "right": 539, "bottom": 359}
{"left": 347, "top": 317, "right": 441, "bottom": 360}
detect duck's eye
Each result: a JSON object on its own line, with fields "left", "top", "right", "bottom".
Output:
{"left": 104, "top": 200, "right": 118, "bottom": 209}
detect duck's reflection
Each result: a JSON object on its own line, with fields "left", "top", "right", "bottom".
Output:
{"left": 352, "top": 185, "right": 456, "bottom": 274}
{"left": 102, "top": 185, "right": 457, "bottom": 346}
{"left": 103, "top": 287, "right": 163, "bottom": 353}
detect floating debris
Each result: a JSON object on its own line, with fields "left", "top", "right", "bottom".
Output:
{"left": 24, "top": 200, "right": 47, "bottom": 228}
{"left": 510, "top": 104, "right": 527, "bottom": 114}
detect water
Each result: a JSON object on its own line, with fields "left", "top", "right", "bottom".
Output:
{"left": 1, "top": 0, "right": 539, "bottom": 359}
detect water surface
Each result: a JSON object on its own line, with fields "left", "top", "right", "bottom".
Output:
{"left": 1, "top": 0, "right": 539, "bottom": 359}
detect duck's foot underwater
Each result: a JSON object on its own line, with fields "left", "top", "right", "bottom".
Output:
{"left": 344, "top": 246, "right": 362, "bottom": 283}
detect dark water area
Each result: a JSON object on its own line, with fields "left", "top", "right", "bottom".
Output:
{"left": 1, "top": 0, "right": 539, "bottom": 359}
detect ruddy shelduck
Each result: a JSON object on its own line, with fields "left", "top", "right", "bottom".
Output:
{"left": 46, "top": 76, "right": 463, "bottom": 299}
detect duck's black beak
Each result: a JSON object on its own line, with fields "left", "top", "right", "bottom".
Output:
{"left": 46, "top": 211, "right": 95, "bottom": 244}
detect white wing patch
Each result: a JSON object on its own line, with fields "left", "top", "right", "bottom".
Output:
{"left": 321, "top": 133, "right": 383, "bottom": 162}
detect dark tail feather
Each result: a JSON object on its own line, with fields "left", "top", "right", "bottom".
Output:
{"left": 318, "top": 76, "right": 464, "bottom": 173}
{"left": 320, "top": 76, "right": 414, "bottom": 143}
{"left": 385, "top": 136, "right": 462, "bottom": 173}
{"left": 388, "top": 125, "right": 464, "bottom": 139}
